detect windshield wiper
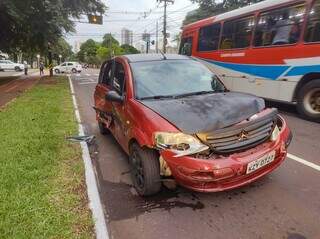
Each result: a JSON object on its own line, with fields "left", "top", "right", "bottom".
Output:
{"left": 173, "top": 90, "right": 216, "bottom": 99}
{"left": 138, "top": 95, "right": 176, "bottom": 100}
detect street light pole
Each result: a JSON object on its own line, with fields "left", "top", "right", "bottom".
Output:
{"left": 37, "top": 54, "right": 40, "bottom": 68}
{"left": 59, "top": 55, "right": 62, "bottom": 65}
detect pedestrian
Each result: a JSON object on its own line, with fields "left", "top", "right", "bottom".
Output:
{"left": 23, "top": 61, "right": 28, "bottom": 75}
{"left": 39, "top": 61, "right": 44, "bottom": 76}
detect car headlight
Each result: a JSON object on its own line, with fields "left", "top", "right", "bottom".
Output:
{"left": 270, "top": 125, "right": 280, "bottom": 141}
{"left": 154, "top": 132, "right": 209, "bottom": 158}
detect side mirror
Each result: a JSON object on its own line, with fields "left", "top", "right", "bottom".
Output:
{"left": 105, "top": 90, "right": 123, "bottom": 103}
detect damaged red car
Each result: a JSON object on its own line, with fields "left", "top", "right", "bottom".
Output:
{"left": 94, "top": 54, "right": 292, "bottom": 196}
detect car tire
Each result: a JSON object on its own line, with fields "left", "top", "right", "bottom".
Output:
{"left": 15, "top": 66, "right": 21, "bottom": 72}
{"left": 98, "top": 121, "right": 110, "bottom": 135}
{"left": 71, "top": 68, "right": 77, "bottom": 73}
{"left": 54, "top": 69, "right": 60, "bottom": 74}
{"left": 297, "top": 79, "right": 320, "bottom": 122}
{"left": 129, "top": 143, "right": 161, "bottom": 196}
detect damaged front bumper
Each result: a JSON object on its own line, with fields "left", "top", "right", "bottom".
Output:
{"left": 160, "top": 116, "right": 292, "bottom": 192}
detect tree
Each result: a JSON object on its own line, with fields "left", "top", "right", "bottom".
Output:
{"left": 121, "top": 44, "right": 140, "bottom": 54}
{"left": 183, "top": 0, "right": 263, "bottom": 25}
{"left": 77, "top": 39, "right": 99, "bottom": 63}
{"left": 51, "top": 38, "right": 73, "bottom": 62}
{"left": 0, "top": 0, "right": 106, "bottom": 54}
{"left": 102, "top": 34, "right": 120, "bottom": 47}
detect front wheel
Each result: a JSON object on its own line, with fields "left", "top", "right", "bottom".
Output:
{"left": 297, "top": 79, "right": 320, "bottom": 122}
{"left": 14, "top": 66, "right": 21, "bottom": 72}
{"left": 71, "top": 68, "right": 77, "bottom": 73}
{"left": 129, "top": 143, "right": 161, "bottom": 196}
{"left": 54, "top": 69, "right": 60, "bottom": 74}
{"left": 98, "top": 121, "right": 109, "bottom": 135}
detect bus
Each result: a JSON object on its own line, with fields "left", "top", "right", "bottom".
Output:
{"left": 180, "top": 0, "right": 320, "bottom": 122}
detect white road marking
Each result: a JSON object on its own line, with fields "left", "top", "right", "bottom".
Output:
{"left": 13, "top": 73, "right": 23, "bottom": 76}
{"left": 94, "top": 74, "right": 99, "bottom": 76}
{"left": 79, "top": 82, "right": 97, "bottom": 85}
{"left": 76, "top": 73, "right": 81, "bottom": 77}
{"left": 287, "top": 153, "right": 320, "bottom": 172}
{"left": 86, "top": 73, "right": 90, "bottom": 76}
{"left": 68, "top": 76, "right": 109, "bottom": 239}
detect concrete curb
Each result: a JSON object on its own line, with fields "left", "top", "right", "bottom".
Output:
{"left": 68, "top": 76, "right": 109, "bottom": 239}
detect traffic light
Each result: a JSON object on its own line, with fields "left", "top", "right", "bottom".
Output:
{"left": 87, "top": 14, "right": 103, "bottom": 25}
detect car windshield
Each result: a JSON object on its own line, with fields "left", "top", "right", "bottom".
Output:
{"left": 130, "top": 59, "right": 225, "bottom": 100}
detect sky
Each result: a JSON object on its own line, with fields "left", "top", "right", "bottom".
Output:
{"left": 66, "top": 0, "right": 199, "bottom": 51}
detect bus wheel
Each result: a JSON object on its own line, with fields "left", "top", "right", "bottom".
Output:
{"left": 297, "top": 79, "right": 320, "bottom": 122}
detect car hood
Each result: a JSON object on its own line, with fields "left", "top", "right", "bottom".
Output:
{"left": 139, "top": 92, "right": 265, "bottom": 134}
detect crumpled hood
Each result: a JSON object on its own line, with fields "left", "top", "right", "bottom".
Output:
{"left": 139, "top": 92, "right": 265, "bottom": 134}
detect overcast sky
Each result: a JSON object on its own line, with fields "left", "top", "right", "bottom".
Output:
{"left": 66, "top": 0, "right": 198, "bottom": 51}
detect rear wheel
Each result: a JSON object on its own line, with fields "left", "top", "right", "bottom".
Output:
{"left": 297, "top": 79, "right": 320, "bottom": 122}
{"left": 54, "top": 69, "right": 60, "bottom": 74}
{"left": 71, "top": 68, "right": 77, "bottom": 73}
{"left": 129, "top": 143, "right": 161, "bottom": 196}
{"left": 14, "top": 66, "right": 21, "bottom": 72}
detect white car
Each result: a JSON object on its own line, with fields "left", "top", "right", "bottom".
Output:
{"left": 0, "top": 60, "right": 24, "bottom": 72}
{"left": 53, "top": 62, "right": 82, "bottom": 74}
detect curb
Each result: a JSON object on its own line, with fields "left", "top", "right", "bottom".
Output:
{"left": 68, "top": 76, "right": 109, "bottom": 239}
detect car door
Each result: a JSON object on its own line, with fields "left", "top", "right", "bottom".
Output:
{"left": 94, "top": 60, "right": 114, "bottom": 129}
{"left": 111, "top": 60, "right": 130, "bottom": 148}
{"left": 67, "top": 62, "right": 74, "bottom": 72}
{"left": 60, "top": 63, "right": 67, "bottom": 72}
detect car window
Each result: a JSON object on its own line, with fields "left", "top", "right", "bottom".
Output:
{"left": 61, "top": 63, "right": 66, "bottom": 66}
{"left": 305, "top": 0, "right": 320, "bottom": 42}
{"left": 67, "top": 63, "right": 73, "bottom": 66}
{"left": 220, "top": 16, "right": 254, "bottom": 49}
{"left": 131, "top": 60, "right": 225, "bottom": 99}
{"left": 113, "top": 62, "right": 126, "bottom": 95}
{"left": 99, "top": 61, "right": 113, "bottom": 86}
{"left": 198, "top": 23, "right": 221, "bottom": 51}
{"left": 254, "top": 4, "right": 306, "bottom": 46}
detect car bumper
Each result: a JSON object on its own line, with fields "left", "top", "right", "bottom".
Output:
{"left": 160, "top": 116, "right": 292, "bottom": 192}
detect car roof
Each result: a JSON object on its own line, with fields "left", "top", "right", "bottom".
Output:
{"left": 122, "top": 54, "right": 190, "bottom": 63}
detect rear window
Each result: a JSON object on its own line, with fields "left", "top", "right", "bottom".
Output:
{"left": 305, "top": 0, "right": 320, "bottom": 42}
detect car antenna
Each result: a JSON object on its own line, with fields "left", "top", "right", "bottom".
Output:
{"left": 158, "top": 50, "right": 167, "bottom": 60}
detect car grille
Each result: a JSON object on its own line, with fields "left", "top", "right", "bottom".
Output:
{"left": 197, "top": 109, "right": 278, "bottom": 154}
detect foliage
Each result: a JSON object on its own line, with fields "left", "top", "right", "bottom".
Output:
{"left": 78, "top": 34, "right": 140, "bottom": 64}
{"left": 121, "top": 44, "right": 140, "bottom": 54}
{"left": 183, "top": 0, "right": 263, "bottom": 25}
{"left": 0, "top": 0, "right": 106, "bottom": 54}
{"left": 51, "top": 38, "right": 73, "bottom": 62}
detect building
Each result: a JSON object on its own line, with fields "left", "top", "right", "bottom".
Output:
{"left": 121, "top": 28, "right": 133, "bottom": 46}
{"left": 73, "top": 40, "right": 83, "bottom": 53}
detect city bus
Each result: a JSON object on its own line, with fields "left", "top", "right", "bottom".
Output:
{"left": 180, "top": 0, "right": 320, "bottom": 122}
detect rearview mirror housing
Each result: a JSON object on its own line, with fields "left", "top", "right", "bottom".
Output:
{"left": 105, "top": 91, "right": 123, "bottom": 103}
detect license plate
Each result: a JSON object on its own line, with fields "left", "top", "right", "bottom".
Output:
{"left": 246, "top": 151, "right": 276, "bottom": 174}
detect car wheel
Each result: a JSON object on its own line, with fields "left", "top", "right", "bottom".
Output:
{"left": 54, "top": 69, "right": 60, "bottom": 74}
{"left": 14, "top": 66, "right": 21, "bottom": 72}
{"left": 71, "top": 68, "right": 77, "bottom": 73}
{"left": 129, "top": 143, "right": 161, "bottom": 196}
{"left": 297, "top": 79, "right": 320, "bottom": 122}
{"left": 98, "top": 121, "right": 110, "bottom": 135}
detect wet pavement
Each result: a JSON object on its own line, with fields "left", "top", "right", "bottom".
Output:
{"left": 71, "top": 69, "right": 320, "bottom": 239}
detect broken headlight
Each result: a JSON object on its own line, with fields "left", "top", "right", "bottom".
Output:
{"left": 154, "top": 132, "right": 209, "bottom": 157}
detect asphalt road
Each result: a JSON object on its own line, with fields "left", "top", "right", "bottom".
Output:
{"left": 71, "top": 69, "right": 320, "bottom": 239}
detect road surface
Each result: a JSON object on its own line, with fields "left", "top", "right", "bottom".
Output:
{"left": 71, "top": 69, "right": 320, "bottom": 239}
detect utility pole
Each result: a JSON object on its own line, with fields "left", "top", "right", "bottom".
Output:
{"left": 156, "top": 21, "right": 159, "bottom": 53}
{"left": 157, "top": 0, "right": 174, "bottom": 53}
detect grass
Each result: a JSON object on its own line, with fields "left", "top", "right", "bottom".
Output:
{"left": 0, "top": 76, "right": 94, "bottom": 238}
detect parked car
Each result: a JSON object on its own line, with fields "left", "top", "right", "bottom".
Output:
{"left": 0, "top": 60, "right": 24, "bottom": 72}
{"left": 53, "top": 62, "right": 82, "bottom": 74}
{"left": 94, "top": 54, "right": 292, "bottom": 196}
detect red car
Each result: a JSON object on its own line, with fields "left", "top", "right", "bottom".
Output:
{"left": 94, "top": 54, "right": 292, "bottom": 196}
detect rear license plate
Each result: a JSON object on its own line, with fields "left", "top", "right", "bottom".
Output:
{"left": 246, "top": 151, "right": 276, "bottom": 174}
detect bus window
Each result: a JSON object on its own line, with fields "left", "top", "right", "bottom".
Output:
{"left": 220, "top": 16, "right": 254, "bottom": 49}
{"left": 198, "top": 23, "right": 221, "bottom": 51}
{"left": 254, "top": 4, "right": 306, "bottom": 47}
{"left": 305, "top": 0, "right": 320, "bottom": 42}
{"left": 179, "top": 37, "right": 193, "bottom": 56}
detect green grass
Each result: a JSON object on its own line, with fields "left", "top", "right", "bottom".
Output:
{"left": 0, "top": 76, "right": 94, "bottom": 238}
